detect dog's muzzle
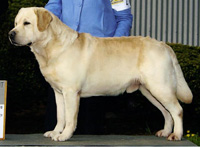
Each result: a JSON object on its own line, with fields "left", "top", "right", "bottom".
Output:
{"left": 8, "top": 30, "right": 32, "bottom": 46}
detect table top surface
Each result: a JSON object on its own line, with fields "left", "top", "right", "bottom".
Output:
{"left": 0, "top": 134, "right": 197, "bottom": 146}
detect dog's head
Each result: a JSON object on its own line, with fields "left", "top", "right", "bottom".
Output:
{"left": 8, "top": 7, "right": 52, "bottom": 46}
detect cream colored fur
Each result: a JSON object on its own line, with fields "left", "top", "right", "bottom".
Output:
{"left": 9, "top": 7, "right": 192, "bottom": 141}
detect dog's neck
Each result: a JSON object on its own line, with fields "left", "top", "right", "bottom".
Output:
{"left": 30, "top": 15, "right": 78, "bottom": 68}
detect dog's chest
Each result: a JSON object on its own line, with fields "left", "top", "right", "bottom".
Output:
{"left": 41, "top": 66, "right": 62, "bottom": 89}
{"left": 40, "top": 60, "right": 85, "bottom": 92}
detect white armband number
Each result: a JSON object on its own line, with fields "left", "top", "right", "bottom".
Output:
{"left": 111, "top": 0, "right": 131, "bottom": 11}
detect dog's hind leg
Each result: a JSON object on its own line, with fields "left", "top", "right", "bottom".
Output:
{"left": 144, "top": 85, "right": 183, "bottom": 140}
{"left": 44, "top": 90, "right": 65, "bottom": 138}
{"left": 52, "top": 89, "right": 80, "bottom": 141}
{"left": 139, "top": 86, "right": 173, "bottom": 137}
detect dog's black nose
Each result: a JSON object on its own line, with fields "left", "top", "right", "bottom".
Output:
{"left": 9, "top": 31, "right": 16, "bottom": 40}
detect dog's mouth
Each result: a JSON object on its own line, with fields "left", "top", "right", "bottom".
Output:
{"left": 9, "top": 39, "right": 32, "bottom": 47}
{"left": 26, "top": 42, "right": 32, "bottom": 46}
{"left": 9, "top": 39, "right": 22, "bottom": 46}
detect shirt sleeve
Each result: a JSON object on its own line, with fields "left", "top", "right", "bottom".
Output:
{"left": 44, "top": 0, "right": 62, "bottom": 18}
{"left": 111, "top": 0, "right": 133, "bottom": 37}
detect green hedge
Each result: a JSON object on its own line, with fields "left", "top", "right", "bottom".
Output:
{"left": 167, "top": 43, "right": 200, "bottom": 111}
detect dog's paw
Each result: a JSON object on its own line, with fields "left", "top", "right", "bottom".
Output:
{"left": 44, "top": 131, "right": 60, "bottom": 138}
{"left": 167, "top": 133, "right": 182, "bottom": 141}
{"left": 155, "top": 129, "right": 171, "bottom": 137}
{"left": 51, "top": 133, "right": 72, "bottom": 142}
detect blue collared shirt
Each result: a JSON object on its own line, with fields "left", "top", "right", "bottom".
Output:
{"left": 45, "top": 0, "right": 133, "bottom": 37}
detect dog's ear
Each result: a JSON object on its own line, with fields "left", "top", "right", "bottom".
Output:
{"left": 35, "top": 8, "right": 52, "bottom": 32}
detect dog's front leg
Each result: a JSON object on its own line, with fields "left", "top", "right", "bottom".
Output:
{"left": 44, "top": 90, "right": 65, "bottom": 138}
{"left": 52, "top": 89, "right": 80, "bottom": 141}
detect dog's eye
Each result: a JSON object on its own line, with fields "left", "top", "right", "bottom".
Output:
{"left": 24, "top": 21, "right": 31, "bottom": 25}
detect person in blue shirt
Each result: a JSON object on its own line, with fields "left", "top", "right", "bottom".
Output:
{"left": 44, "top": 0, "right": 133, "bottom": 134}
{"left": 45, "top": 0, "right": 133, "bottom": 37}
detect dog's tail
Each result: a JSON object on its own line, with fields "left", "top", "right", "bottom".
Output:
{"left": 168, "top": 45, "right": 193, "bottom": 104}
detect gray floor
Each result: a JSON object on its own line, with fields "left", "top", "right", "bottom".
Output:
{"left": 0, "top": 134, "right": 197, "bottom": 146}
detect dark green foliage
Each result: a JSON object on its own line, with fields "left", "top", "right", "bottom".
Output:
{"left": 8, "top": 0, "right": 48, "bottom": 21}
{"left": 169, "top": 43, "right": 200, "bottom": 90}
{"left": 168, "top": 43, "right": 200, "bottom": 112}
{"left": 0, "top": 0, "right": 48, "bottom": 133}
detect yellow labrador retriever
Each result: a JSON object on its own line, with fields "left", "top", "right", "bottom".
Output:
{"left": 9, "top": 7, "right": 192, "bottom": 141}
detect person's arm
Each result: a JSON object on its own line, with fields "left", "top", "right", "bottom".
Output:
{"left": 45, "top": 0, "right": 62, "bottom": 18}
{"left": 112, "top": 0, "right": 133, "bottom": 37}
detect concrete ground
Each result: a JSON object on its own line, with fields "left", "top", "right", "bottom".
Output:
{"left": 0, "top": 134, "right": 197, "bottom": 146}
